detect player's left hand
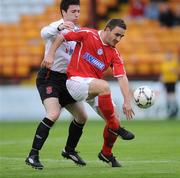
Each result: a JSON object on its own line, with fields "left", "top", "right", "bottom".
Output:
{"left": 122, "top": 102, "right": 135, "bottom": 120}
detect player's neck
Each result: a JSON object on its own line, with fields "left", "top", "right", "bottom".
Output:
{"left": 99, "top": 30, "right": 108, "bottom": 45}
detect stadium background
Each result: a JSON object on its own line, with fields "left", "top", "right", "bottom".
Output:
{"left": 0, "top": 0, "right": 180, "bottom": 120}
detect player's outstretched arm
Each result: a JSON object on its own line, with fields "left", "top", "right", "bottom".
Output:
{"left": 117, "top": 75, "right": 135, "bottom": 120}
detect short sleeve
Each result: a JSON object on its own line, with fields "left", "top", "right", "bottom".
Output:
{"left": 112, "top": 49, "right": 126, "bottom": 77}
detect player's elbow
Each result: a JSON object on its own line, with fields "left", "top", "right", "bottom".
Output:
{"left": 40, "top": 27, "right": 46, "bottom": 39}
{"left": 117, "top": 74, "right": 127, "bottom": 81}
{"left": 40, "top": 27, "right": 51, "bottom": 39}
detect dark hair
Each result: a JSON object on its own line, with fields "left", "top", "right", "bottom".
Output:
{"left": 60, "top": 0, "right": 80, "bottom": 16}
{"left": 105, "top": 19, "right": 127, "bottom": 31}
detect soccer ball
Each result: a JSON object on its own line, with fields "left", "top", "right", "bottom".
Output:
{"left": 133, "top": 86, "right": 155, "bottom": 109}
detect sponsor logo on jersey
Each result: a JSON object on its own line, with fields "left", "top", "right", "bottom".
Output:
{"left": 97, "top": 48, "right": 103, "bottom": 55}
{"left": 82, "top": 52, "right": 105, "bottom": 70}
{"left": 65, "top": 48, "right": 74, "bottom": 55}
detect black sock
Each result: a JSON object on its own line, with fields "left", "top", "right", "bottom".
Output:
{"left": 65, "top": 119, "right": 85, "bottom": 152}
{"left": 29, "top": 117, "right": 54, "bottom": 156}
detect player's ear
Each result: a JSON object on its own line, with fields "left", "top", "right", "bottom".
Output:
{"left": 61, "top": 10, "right": 66, "bottom": 17}
{"left": 105, "top": 27, "right": 111, "bottom": 33}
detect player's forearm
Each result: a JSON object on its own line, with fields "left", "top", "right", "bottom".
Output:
{"left": 118, "top": 75, "right": 131, "bottom": 103}
{"left": 48, "top": 35, "right": 64, "bottom": 56}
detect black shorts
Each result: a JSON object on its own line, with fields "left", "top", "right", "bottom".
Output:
{"left": 36, "top": 68, "right": 76, "bottom": 107}
{"left": 164, "top": 82, "right": 176, "bottom": 93}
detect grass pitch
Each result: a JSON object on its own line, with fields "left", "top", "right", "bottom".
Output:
{"left": 0, "top": 120, "right": 180, "bottom": 178}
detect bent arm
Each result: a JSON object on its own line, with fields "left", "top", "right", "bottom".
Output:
{"left": 48, "top": 34, "right": 64, "bottom": 56}
{"left": 41, "top": 22, "right": 75, "bottom": 40}
{"left": 41, "top": 34, "right": 64, "bottom": 68}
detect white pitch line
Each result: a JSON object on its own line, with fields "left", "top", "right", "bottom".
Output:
{"left": 0, "top": 141, "right": 31, "bottom": 145}
{"left": 0, "top": 157, "right": 179, "bottom": 164}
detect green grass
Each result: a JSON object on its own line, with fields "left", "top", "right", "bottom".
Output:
{"left": 0, "top": 120, "right": 180, "bottom": 178}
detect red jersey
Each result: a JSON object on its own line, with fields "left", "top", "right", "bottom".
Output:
{"left": 63, "top": 28, "right": 126, "bottom": 79}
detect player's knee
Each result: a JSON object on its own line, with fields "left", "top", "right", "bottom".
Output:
{"left": 46, "top": 111, "right": 60, "bottom": 121}
{"left": 76, "top": 113, "right": 88, "bottom": 124}
{"left": 100, "top": 81, "right": 110, "bottom": 94}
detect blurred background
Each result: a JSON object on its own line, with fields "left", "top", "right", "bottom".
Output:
{"left": 0, "top": 0, "right": 180, "bottom": 120}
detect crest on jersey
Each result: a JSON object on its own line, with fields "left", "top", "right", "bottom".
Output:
{"left": 65, "top": 47, "right": 74, "bottom": 55}
{"left": 97, "top": 48, "right": 103, "bottom": 55}
{"left": 46, "top": 86, "right": 52, "bottom": 94}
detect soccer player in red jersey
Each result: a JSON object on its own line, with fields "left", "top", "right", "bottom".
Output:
{"left": 43, "top": 18, "right": 135, "bottom": 167}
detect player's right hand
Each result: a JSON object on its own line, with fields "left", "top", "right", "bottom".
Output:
{"left": 58, "top": 21, "right": 75, "bottom": 31}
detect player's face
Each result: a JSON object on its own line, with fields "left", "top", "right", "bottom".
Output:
{"left": 106, "top": 26, "right": 125, "bottom": 47}
{"left": 62, "top": 5, "right": 80, "bottom": 24}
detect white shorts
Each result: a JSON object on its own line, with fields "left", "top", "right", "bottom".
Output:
{"left": 66, "top": 76, "right": 95, "bottom": 101}
{"left": 66, "top": 76, "right": 118, "bottom": 118}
